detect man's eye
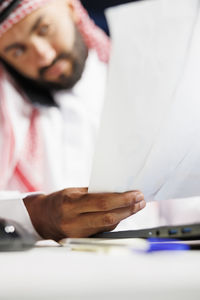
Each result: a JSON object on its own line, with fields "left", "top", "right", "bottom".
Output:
{"left": 13, "top": 48, "right": 24, "bottom": 58}
{"left": 38, "top": 25, "right": 50, "bottom": 36}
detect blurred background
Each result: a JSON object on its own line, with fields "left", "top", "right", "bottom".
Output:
{"left": 80, "top": 0, "right": 140, "bottom": 35}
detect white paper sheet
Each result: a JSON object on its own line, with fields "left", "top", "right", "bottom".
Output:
{"left": 89, "top": 0, "right": 200, "bottom": 201}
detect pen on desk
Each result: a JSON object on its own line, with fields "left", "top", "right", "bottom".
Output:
{"left": 148, "top": 238, "right": 200, "bottom": 251}
{"left": 147, "top": 243, "right": 190, "bottom": 253}
{"left": 136, "top": 238, "right": 190, "bottom": 253}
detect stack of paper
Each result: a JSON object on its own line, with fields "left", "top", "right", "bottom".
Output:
{"left": 60, "top": 238, "right": 148, "bottom": 254}
{"left": 89, "top": 0, "right": 200, "bottom": 201}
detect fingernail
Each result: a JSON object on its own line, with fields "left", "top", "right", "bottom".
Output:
{"left": 140, "top": 200, "right": 146, "bottom": 209}
{"left": 135, "top": 193, "right": 144, "bottom": 203}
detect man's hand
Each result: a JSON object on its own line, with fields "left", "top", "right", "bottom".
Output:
{"left": 23, "top": 188, "right": 146, "bottom": 241}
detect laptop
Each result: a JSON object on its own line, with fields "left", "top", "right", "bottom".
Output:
{"left": 93, "top": 223, "right": 200, "bottom": 240}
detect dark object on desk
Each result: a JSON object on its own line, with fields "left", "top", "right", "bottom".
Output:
{"left": 0, "top": 218, "right": 35, "bottom": 251}
{"left": 93, "top": 223, "right": 200, "bottom": 240}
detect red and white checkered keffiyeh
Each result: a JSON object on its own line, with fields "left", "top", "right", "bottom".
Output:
{"left": 0, "top": 0, "right": 110, "bottom": 192}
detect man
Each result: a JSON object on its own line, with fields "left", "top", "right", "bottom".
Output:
{"left": 0, "top": 0, "right": 146, "bottom": 241}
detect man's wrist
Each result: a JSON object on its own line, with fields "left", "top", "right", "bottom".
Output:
{"left": 23, "top": 194, "right": 46, "bottom": 239}
{"left": 23, "top": 193, "right": 65, "bottom": 241}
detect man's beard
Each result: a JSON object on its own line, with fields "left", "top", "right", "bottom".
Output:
{"left": 26, "top": 26, "right": 88, "bottom": 91}
{"left": 34, "top": 26, "right": 88, "bottom": 90}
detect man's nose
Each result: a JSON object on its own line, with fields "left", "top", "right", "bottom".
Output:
{"left": 30, "top": 37, "right": 56, "bottom": 67}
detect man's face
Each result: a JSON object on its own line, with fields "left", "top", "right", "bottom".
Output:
{"left": 0, "top": 0, "right": 88, "bottom": 90}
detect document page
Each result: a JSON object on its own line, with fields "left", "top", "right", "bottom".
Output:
{"left": 89, "top": 0, "right": 200, "bottom": 201}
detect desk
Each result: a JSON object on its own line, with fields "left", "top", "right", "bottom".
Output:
{"left": 0, "top": 244, "right": 200, "bottom": 300}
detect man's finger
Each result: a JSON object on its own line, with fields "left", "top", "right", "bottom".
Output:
{"left": 74, "top": 191, "right": 144, "bottom": 214}
{"left": 75, "top": 200, "right": 146, "bottom": 229}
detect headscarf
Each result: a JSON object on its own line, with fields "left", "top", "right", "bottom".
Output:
{"left": 0, "top": 0, "right": 110, "bottom": 192}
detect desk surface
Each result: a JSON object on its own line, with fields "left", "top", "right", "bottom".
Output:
{"left": 0, "top": 244, "right": 200, "bottom": 300}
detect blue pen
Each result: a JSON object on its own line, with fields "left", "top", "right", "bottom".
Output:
{"left": 147, "top": 238, "right": 190, "bottom": 253}
{"left": 132, "top": 238, "right": 190, "bottom": 253}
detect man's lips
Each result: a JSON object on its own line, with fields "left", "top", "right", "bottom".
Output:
{"left": 44, "top": 60, "right": 72, "bottom": 79}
